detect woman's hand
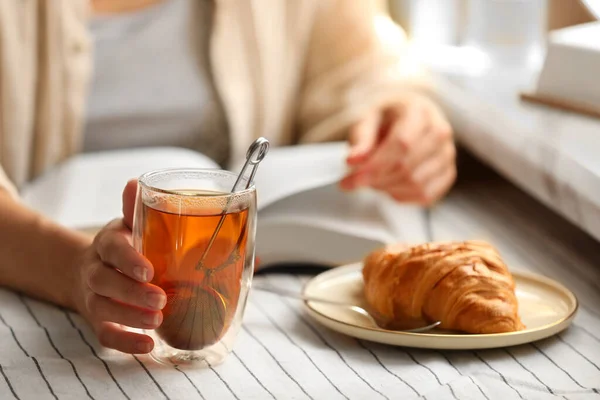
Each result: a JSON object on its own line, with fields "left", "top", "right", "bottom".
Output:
{"left": 70, "top": 181, "right": 166, "bottom": 354}
{"left": 340, "top": 93, "right": 456, "bottom": 205}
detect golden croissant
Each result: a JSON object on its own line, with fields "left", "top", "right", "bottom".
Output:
{"left": 362, "top": 241, "right": 525, "bottom": 334}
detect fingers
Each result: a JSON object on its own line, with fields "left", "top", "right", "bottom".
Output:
{"left": 402, "top": 123, "right": 450, "bottom": 173}
{"left": 340, "top": 169, "right": 372, "bottom": 190}
{"left": 346, "top": 111, "right": 381, "bottom": 165}
{"left": 343, "top": 103, "right": 424, "bottom": 189}
{"left": 412, "top": 141, "right": 456, "bottom": 186}
{"left": 94, "top": 321, "right": 155, "bottom": 354}
{"left": 94, "top": 221, "right": 153, "bottom": 283}
{"left": 85, "top": 291, "right": 163, "bottom": 330}
{"left": 421, "top": 156, "right": 457, "bottom": 204}
{"left": 378, "top": 146, "right": 456, "bottom": 205}
{"left": 403, "top": 101, "right": 452, "bottom": 172}
{"left": 345, "top": 103, "right": 426, "bottom": 189}
{"left": 86, "top": 261, "right": 166, "bottom": 311}
{"left": 365, "top": 102, "right": 427, "bottom": 172}
{"left": 365, "top": 123, "right": 455, "bottom": 205}
{"left": 385, "top": 183, "right": 423, "bottom": 203}
{"left": 122, "top": 179, "right": 138, "bottom": 230}
{"left": 342, "top": 94, "right": 456, "bottom": 204}
{"left": 372, "top": 138, "right": 454, "bottom": 193}
{"left": 79, "top": 194, "right": 163, "bottom": 355}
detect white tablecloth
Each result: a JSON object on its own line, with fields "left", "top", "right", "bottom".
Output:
{"left": 2, "top": 170, "right": 600, "bottom": 400}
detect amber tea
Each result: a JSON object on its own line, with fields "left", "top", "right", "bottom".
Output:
{"left": 133, "top": 164, "right": 259, "bottom": 366}
{"left": 141, "top": 190, "right": 249, "bottom": 351}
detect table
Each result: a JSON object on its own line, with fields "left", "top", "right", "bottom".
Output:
{"left": 1, "top": 156, "right": 600, "bottom": 400}
{"left": 427, "top": 51, "right": 600, "bottom": 244}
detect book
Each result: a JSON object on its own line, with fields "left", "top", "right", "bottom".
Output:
{"left": 21, "top": 142, "right": 407, "bottom": 267}
{"left": 529, "top": 21, "right": 600, "bottom": 115}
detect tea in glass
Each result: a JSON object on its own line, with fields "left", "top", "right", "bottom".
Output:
{"left": 133, "top": 169, "right": 257, "bottom": 366}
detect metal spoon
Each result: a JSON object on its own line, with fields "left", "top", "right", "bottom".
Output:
{"left": 252, "top": 284, "right": 441, "bottom": 333}
{"left": 195, "top": 137, "right": 270, "bottom": 271}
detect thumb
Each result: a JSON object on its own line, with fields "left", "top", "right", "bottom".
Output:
{"left": 347, "top": 111, "right": 381, "bottom": 166}
{"left": 122, "top": 179, "right": 138, "bottom": 230}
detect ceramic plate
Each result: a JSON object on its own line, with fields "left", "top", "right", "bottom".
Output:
{"left": 302, "top": 263, "right": 578, "bottom": 350}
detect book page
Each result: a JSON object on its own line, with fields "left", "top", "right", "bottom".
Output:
{"left": 256, "top": 184, "right": 398, "bottom": 265}
{"left": 234, "top": 142, "right": 350, "bottom": 210}
{"left": 258, "top": 184, "right": 396, "bottom": 244}
{"left": 256, "top": 224, "right": 385, "bottom": 266}
{"left": 21, "top": 147, "right": 220, "bottom": 229}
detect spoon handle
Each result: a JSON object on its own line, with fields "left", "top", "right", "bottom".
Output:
{"left": 252, "top": 284, "right": 442, "bottom": 333}
{"left": 252, "top": 285, "right": 353, "bottom": 307}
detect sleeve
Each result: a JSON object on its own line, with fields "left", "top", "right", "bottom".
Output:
{"left": 0, "top": 168, "right": 19, "bottom": 199}
{"left": 296, "top": 0, "right": 433, "bottom": 144}
{"left": 0, "top": 2, "right": 21, "bottom": 200}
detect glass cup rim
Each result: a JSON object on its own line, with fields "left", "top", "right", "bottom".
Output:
{"left": 137, "top": 167, "right": 255, "bottom": 198}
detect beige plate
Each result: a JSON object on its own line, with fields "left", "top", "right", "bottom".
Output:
{"left": 302, "top": 263, "right": 578, "bottom": 350}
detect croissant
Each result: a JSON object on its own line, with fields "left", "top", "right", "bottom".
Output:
{"left": 362, "top": 241, "right": 525, "bottom": 334}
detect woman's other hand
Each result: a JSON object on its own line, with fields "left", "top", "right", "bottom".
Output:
{"left": 70, "top": 180, "right": 165, "bottom": 354}
{"left": 340, "top": 93, "right": 456, "bottom": 205}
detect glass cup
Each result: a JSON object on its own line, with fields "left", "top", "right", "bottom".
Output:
{"left": 132, "top": 168, "right": 257, "bottom": 366}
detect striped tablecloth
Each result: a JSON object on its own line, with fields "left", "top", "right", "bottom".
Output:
{"left": 2, "top": 166, "right": 600, "bottom": 400}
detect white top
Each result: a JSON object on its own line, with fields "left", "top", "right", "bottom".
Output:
{"left": 83, "top": 0, "right": 230, "bottom": 166}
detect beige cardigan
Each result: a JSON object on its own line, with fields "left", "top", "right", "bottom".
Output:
{"left": 0, "top": 0, "right": 427, "bottom": 198}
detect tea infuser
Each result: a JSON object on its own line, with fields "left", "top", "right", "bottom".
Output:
{"left": 196, "top": 137, "right": 270, "bottom": 270}
{"left": 252, "top": 284, "right": 442, "bottom": 333}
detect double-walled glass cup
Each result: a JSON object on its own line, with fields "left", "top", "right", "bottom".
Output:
{"left": 132, "top": 168, "right": 257, "bottom": 366}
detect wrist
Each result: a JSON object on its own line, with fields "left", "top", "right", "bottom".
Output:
{"left": 0, "top": 192, "right": 93, "bottom": 311}
{"left": 36, "top": 217, "right": 93, "bottom": 311}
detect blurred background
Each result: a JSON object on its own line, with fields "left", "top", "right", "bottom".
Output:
{"left": 392, "top": 0, "right": 548, "bottom": 69}
{"left": 378, "top": 0, "right": 596, "bottom": 70}
{"left": 368, "top": 0, "right": 600, "bottom": 245}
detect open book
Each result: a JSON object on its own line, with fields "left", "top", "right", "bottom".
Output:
{"left": 21, "top": 143, "right": 407, "bottom": 267}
